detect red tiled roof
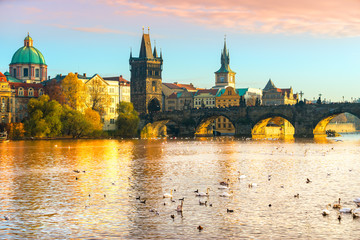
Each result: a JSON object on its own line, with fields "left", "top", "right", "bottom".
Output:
{"left": 195, "top": 89, "right": 218, "bottom": 96}
{"left": 176, "top": 83, "right": 197, "bottom": 91}
{"left": 167, "top": 92, "right": 178, "bottom": 99}
{"left": 103, "top": 75, "right": 130, "bottom": 86}
{"left": 10, "top": 82, "right": 43, "bottom": 89}
{"left": 163, "top": 83, "right": 182, "bottom": 89}
{"left": 0, "top": 72, "right": 7, "bottom": 82}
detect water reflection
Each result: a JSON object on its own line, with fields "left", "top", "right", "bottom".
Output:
{"left": 1, "top": 136, "right": 360, "bottom": 239}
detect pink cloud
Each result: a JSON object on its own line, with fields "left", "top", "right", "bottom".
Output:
{"left": 102, "top": 0, "right": 360, "bottom": 36}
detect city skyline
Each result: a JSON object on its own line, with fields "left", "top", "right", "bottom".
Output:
{"left": 1, "top": 0, "right": 359, "bottom": 102}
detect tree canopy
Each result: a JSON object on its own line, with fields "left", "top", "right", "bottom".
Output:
{"left": 61, "top": 73, "right": 86, "bottom": 111}
{"left": 116, "top": 102, "right": 139, "bottom": 137}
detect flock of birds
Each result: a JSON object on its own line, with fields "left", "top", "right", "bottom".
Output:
{"left": 322, "top": 197, "right": 360, "bottom": 220}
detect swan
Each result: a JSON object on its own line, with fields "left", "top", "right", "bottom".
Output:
{"left": 353, "top": 197, "right": 360, "bottom": 207}
{"left": 176, "top": 200, "right": 183, "bottom": 212}
{"left": 352, "top": 208, "right": 360, "bottom": 218}
{"left": 239, "top": 175, "right": 246, "bottom": 179}
{"left": 196, "top": 188, "right": 210, "bottom": 197}
{"left": 339, "top": 208, "right": 352, "bottom": 213}
{"left": 220, "top": 191, "right": 233, "bottom": 197}
{"left": 218, "top": 185, "right": 228, "bottom": 190}
{"left": 333, "top": 198, "right": 341, "bottom": 209}
{"left": 322, "top": 209, "right": 330, "bottom": 216}
{"left": 163, "top": 189, "right": 173, "bottom": 198}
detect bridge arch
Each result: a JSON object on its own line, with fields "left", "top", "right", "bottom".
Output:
{"left": 313, "top": 109, "right": 360, "bottom": 137}
{"left": 252, "top": 113, "right": 295, "bottom": 139}
{"left": 195, "top": 112, "right": 236, "bottom": 137}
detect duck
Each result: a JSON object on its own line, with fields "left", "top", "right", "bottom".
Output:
{"left": 163, "top": 189, "right": 173, "bottom": 198}
{"left": 199, "top": 200, "right": 207, "bottom": 206}
{"left": 248, "top": 183, "right": 257, "bottom": 188}
{"left": 197, "top": 225, "right": 203, "bottom": 231}
{"left": 196, "top": 188, "right": 210, "bottom": 197}
{"left": 220, "top": 179, "right": 230, "bottom": 186}
{"left": 306, "top": 178, "right": 311, "bottom": 184}
{"left": 220, "top": 191, "right": 233, "bottom": 197}
{"left": 333, "top": 198, "right": 341, "bottom": 209}
{"left": 227, "top": 208, "right": 234, "bottom": 213}
{"left": 353, "top": 197, "right": 360, "bottom": 207}
{"left": 176, "top": 200, "right": 183, "bottom": 212}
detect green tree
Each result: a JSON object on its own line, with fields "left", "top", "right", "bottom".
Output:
{"left": 115, "top": 102, "right": 139, "bottom": 137}
{"left": 25, "top": 95, "right": 63, "bottom": 137}
{"left": 61, "top": 105, "right": 90, "bottom": 138}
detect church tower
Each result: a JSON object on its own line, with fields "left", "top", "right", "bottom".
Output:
{"left": 213, "top": 37, "right": 236, "bottom": 89}
{"left": 130, "top": 29, "right": 163, "bottom": 114}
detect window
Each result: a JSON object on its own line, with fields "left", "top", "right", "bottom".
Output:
{"left": 109, "top": 88, "right": 114, "bottom": 93}
{"left": 28, "top": 88, "right": 34, "bottom": 96}
{"left": 228, "top": 123, "right": 232, "bottom": 128}
{"left": 152, "top": 81, "right": 157, "bottom": 92}
{"left": 23, "top": 68, "right": 29, "bottom": 77}
{"left": 218, "top": 123, "right": 221, "bottom": 128}
{"left": 36, "top": 69, "right": 40, "bottom": 78}
{"left": 13, "top": 69, "right": 16, "bottom": 77}
{"left": 110, "top": 119, "right": 115, "bottom": 124}
{"left": 39, "top": 89, "right": 43, "bottom": 96}
{"left": 110, "top": 108, "right": 115, "bottom": 113}
{"left": 223, "top": 123, "right": 226, "bottom": 128}
{"left": 111, "top": 98, "right": 114, "bottom": 103}
{"left": 18, "top": 87, "right": 24, "bottom": 96}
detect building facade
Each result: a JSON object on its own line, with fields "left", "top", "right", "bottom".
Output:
{"left": 262, "top": 79, "right": 298, "bottom": 106}
{"left": 215, "top": 86, "right": 239, "bottom": 134}
{"left": 130, "top": 31, "right": 163, "bottom": 113}
{"left": 194, "top": 89, "right": 218, "bottom": 109}
{"left": 0, "top": 72, "right": 15, "bottom": 123}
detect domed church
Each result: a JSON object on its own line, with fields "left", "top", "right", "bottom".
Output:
{"left": 9, "top": 33, "right": 47, "bottom": 83}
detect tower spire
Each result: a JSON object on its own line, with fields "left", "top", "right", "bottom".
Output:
{"left": 153, "top": 40, "right": 158, "bottom": 58}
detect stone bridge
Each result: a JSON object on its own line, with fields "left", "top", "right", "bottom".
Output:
{"left": 140, "top": 103, "right": 360, "bottom": 138}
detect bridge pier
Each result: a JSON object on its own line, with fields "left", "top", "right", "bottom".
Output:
{"left": 234, "top": 123, "right": 252, "bottom": 138}
{"left": 294, "top": 121, "right": 314, "bottom": 138}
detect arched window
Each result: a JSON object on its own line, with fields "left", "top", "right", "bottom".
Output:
{"left": 18, "top": 87, "right": 24, "bottom": 96}
{"left": 152, "top": 81, "right": 157, "bottom": 92}
{"left": 28, "top": 88, "right": 34, "bottom": 97}
{"left": 39, "top": 88, "right": 44, "bottom": 96}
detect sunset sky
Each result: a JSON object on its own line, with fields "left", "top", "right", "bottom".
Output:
{"left": 1, "top": 0, "right": 359, "bottom": 101}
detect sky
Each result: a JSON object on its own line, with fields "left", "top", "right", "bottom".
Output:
{"left": 0, "top": 0, "right": 359, "bottom": 102}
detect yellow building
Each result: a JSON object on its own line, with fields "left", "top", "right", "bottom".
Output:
{"left": 214, "top": 86, "right": 239, "bottom": 135}
{"left": 0, "top": 72, "right": 15, "bottom": 123}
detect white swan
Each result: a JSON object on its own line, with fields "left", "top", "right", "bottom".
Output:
{"left": 339, "top": 208, "right": 352, "bottom": 213}
{"left": 220, "top": 191, "right": 233, "bottom": 197}
{"left": 322, "top": 209, "right": 330, "bottom": 216}
{"left": 353, "top": 198, "right": 360, "bottom": 207}
{"left": 239, "top": 175, "right": 247, "bottom": 179}
{"left": 196, "top": 188, "right": 210, "bottom": 197}
{"left": 352, "top": 208, "right": 360, "bottom": 218}
{"left": 163, "top": 189, "right": 173, "bottom": 198}
{"left": 218, "top": 185, "right": 228, "bottom": 190}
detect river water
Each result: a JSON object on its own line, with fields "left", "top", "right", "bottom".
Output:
{"left": 1, "top": 134, "right": 360, "bottom": 239}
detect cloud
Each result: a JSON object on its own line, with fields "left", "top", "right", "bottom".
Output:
{"left": 102, "top": 0, "right": 360, "bottom": 37}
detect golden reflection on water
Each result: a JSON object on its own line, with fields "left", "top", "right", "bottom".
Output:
{"left": 1, "top": 137, "right": 360, "bottom": 239}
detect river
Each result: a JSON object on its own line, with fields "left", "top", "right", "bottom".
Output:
{"left": 1, "top": 134, "right": 360, "bottom": 239}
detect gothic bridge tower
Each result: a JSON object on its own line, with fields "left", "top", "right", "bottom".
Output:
{"left": 214, "top": 37, "right": 236, "bottom": 89}
{"left": 130, "top": 29, "right": 163, "bottom": 114}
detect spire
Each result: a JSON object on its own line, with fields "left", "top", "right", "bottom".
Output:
{"left": 160, "top": 48, "right": 162, "bottom": 59}
{"left": 153, "top": 40, "right": 158, "bottom": 58}
{"left": 264, "top": 78, "right": 276, "bottom": 91}
{"left": 139, "top": 28, "right": 154, "bottom": 59}
{"left": 215, "top": 35, "right": 233, "bottom": 73}
{"left": 130, "top": 47, "right": 132, "bottom": 58}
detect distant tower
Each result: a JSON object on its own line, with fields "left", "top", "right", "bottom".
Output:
{"left": 213, "top": 37, "right": 236, "bottom": 89}
{"left": 130, "top": 29, "right": 163, "bottom": 114}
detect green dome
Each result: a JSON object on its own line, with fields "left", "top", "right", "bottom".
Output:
{"left": 10, "top": 46, "right": 46, "bottom": 65}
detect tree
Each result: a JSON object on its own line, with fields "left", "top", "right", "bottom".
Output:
{"left": 44, "top": 79, "right": 66, "bottom": 105}
{"left": 61, "top": 105, "right": 90, "bottom": 138}
{"left": 84, "top": 108, "right": 103, "bottom": 136}
{"left": 25, "top": 95, "right": 63, "bottom": 137}
{"left": 61, "top": 73, "right": 86, "bottom": 111}
{"left": 85, "top": 77, "right": 110, "bottom": 116}
{"left": 6, "top": 123, "right": 25, "bottom": 139}
{"left": 116, "top": 102, "right": 139, "bottom": 137}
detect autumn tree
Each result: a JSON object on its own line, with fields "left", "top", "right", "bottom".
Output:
{"left": 61, "top": 105, "right": 90, "bottom": 138}
{"left": 115, "top": 102, "right": 139, "bottom": 137}
{"left": 84, "top": 108, "right": 103, "bottom": 136}
{"left": 25, "top": 95, "right": 63, "bottom": 137}
{"left": 85, "top": 77, "right": 110, "bottom": 116}
{"left": 61, "top": 72, "right": 86, "bottom": 111}
{"left": 44, "top": 79, "right": 66, "bottom": 105}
